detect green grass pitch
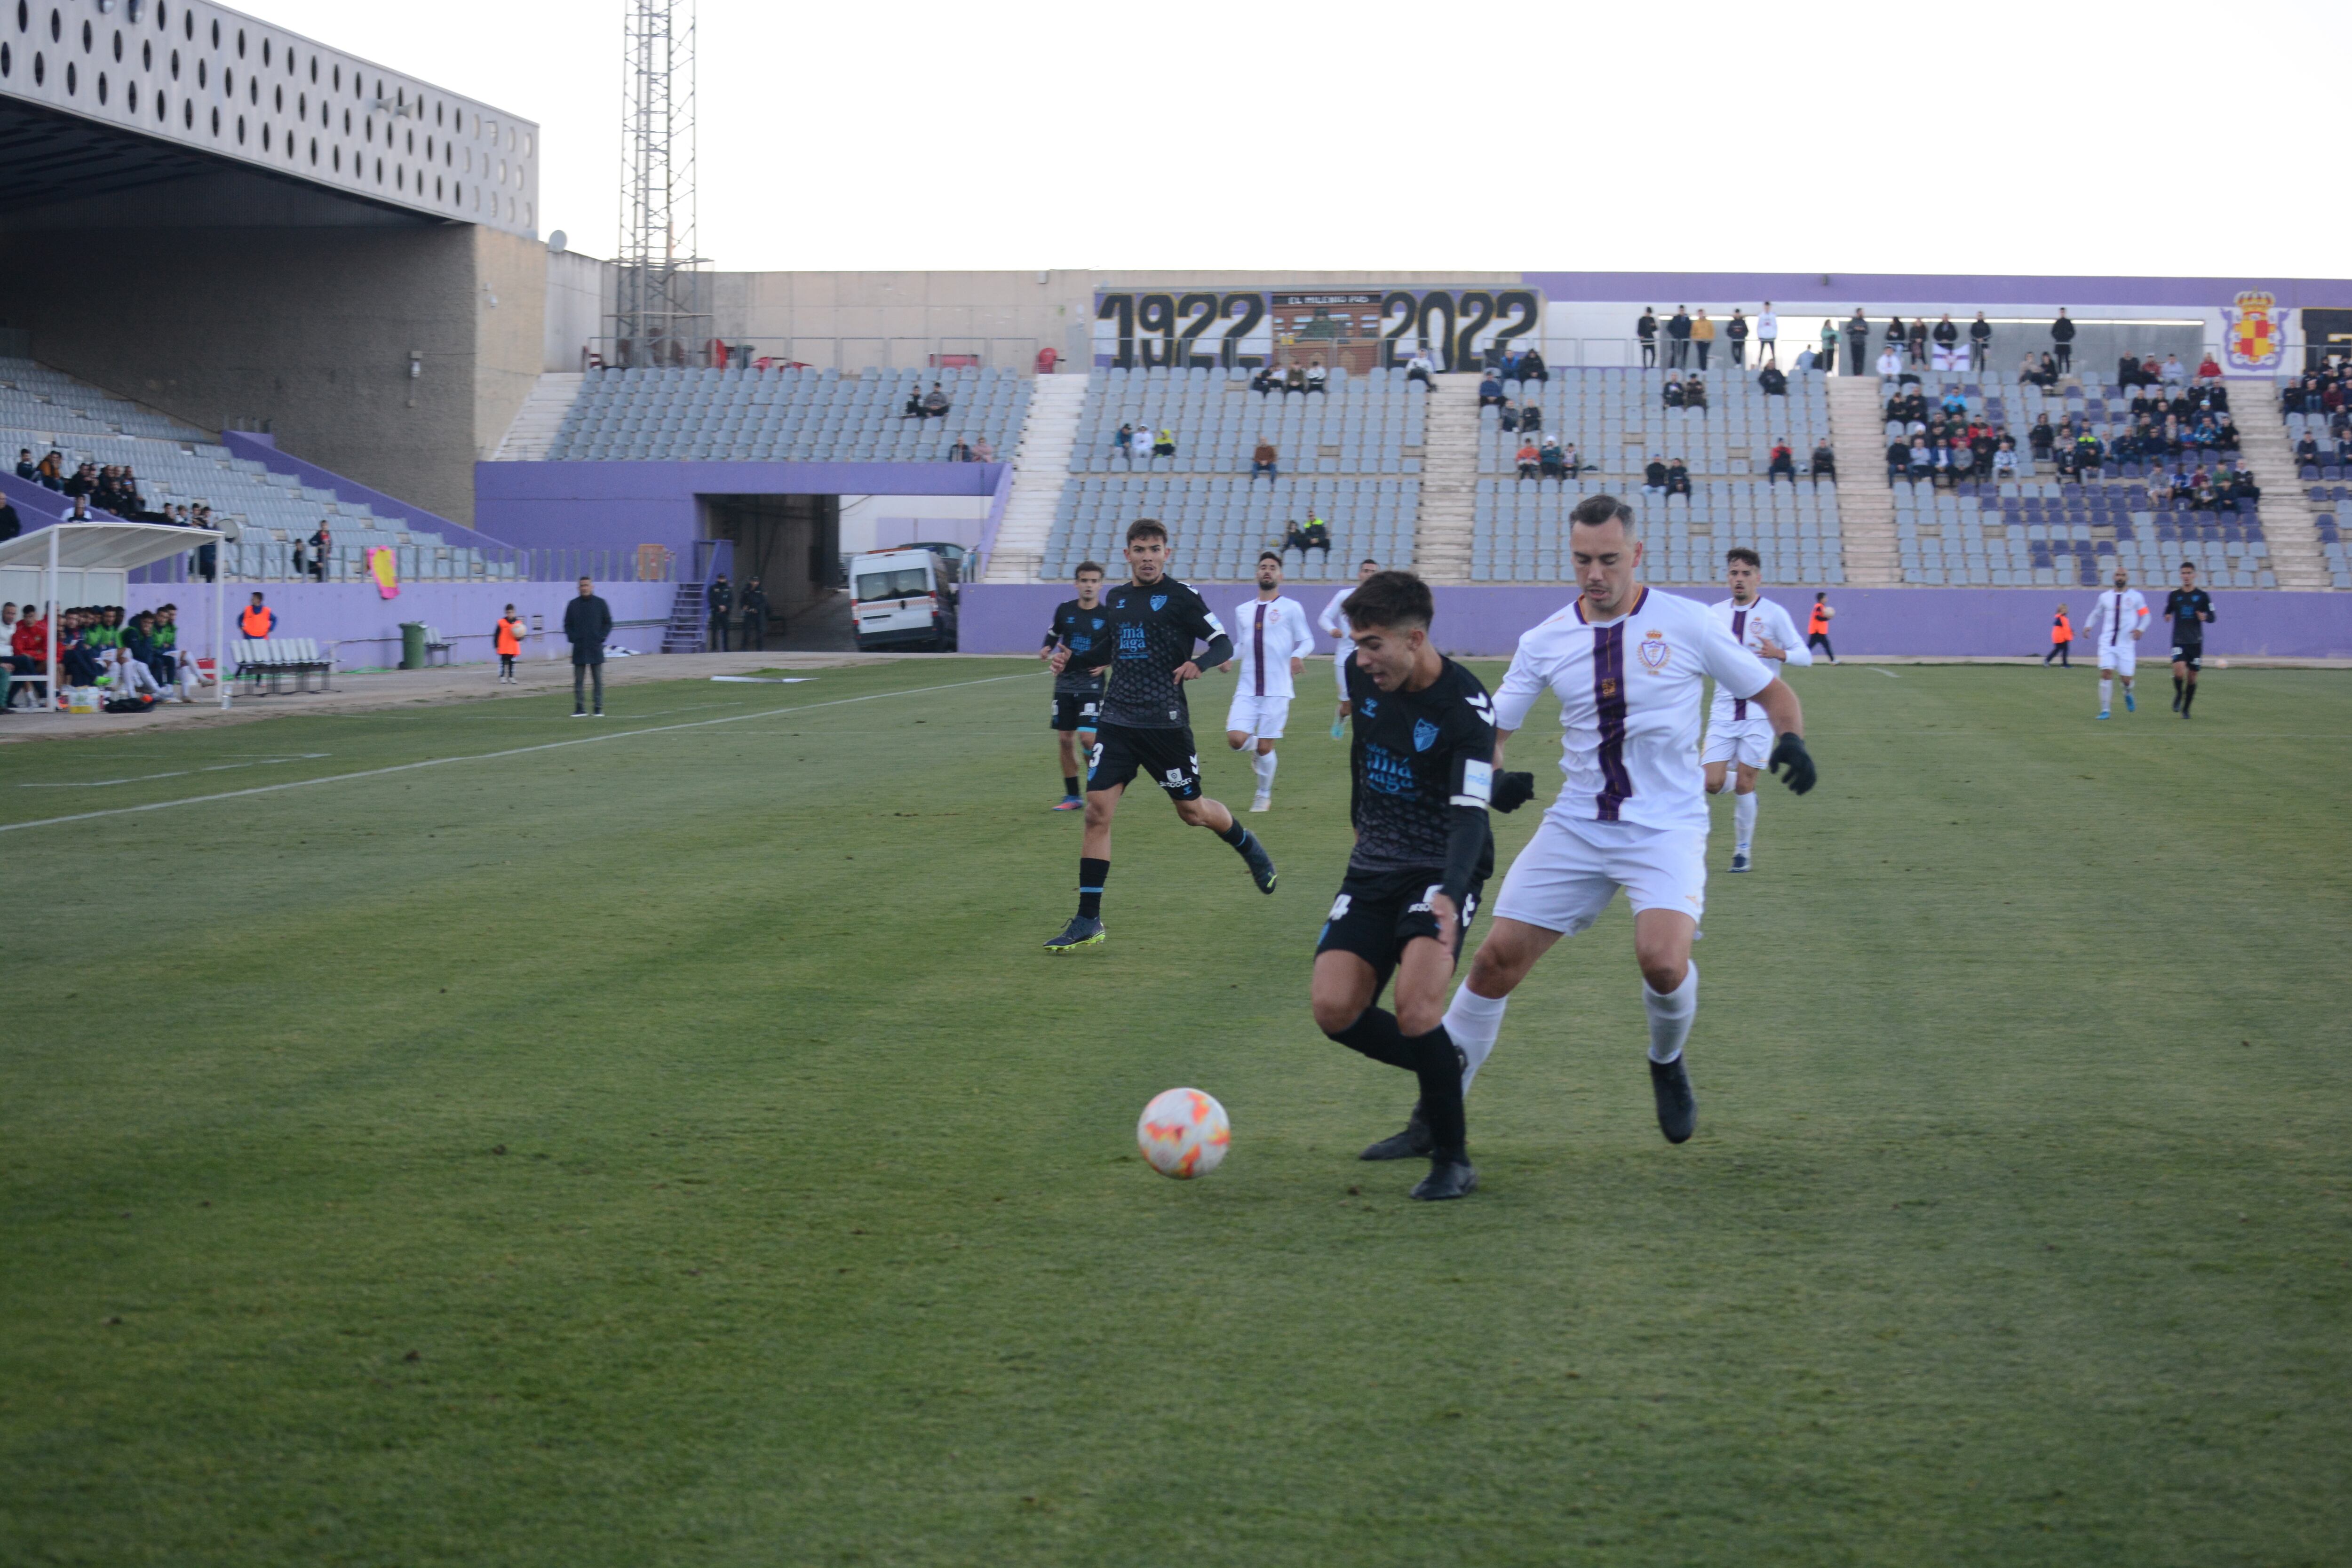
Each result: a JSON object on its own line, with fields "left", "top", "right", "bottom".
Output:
{"left": 3, "top": 658, "right": 2348, "bottom": 1566}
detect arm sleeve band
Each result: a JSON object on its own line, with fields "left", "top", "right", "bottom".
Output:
{"left": 1193, "top": 632, "right": 1233, "bottom": 670}
{"left": 1440, "top": 804, "right": 1488, "bottom": 907}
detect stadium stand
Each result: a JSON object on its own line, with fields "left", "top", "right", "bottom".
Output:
{"left": 0, "top": 358, "right": 509, "bottom": 581}
{"left": 543, "top": 365, "right": 1032, "bottom": 462}
{"left": 1475, "top": 366, "right": 1832, "bottom": 482}
{"left": 1473, "top": 481, "right": 1842, "bottom": 586}
{"left": 1067, "top": 364, "right": 1425, "bottom": 476}
{"left": 1041, "top": 476, "right": 1418, "bottom": 583}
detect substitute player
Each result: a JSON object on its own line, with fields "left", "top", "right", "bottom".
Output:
{"left": 1412, "top": 496, "right": 1814, "bottom": 1150}
{"left": 1704, "top": 548, "right": 1811, "bottom": 873}
{"left": 2081, "top": 568, "right": 2148, "bottom": 718}
{"left": 1311, "top": 570, "right": 1512, "bottom": 1201}
{"left": 1318, "top": 558, "right": 1380, "bottom": 731}
{"left": 2163, "top": 562, "right": 2216, "bottom": 718}
{"left": 1221, "top": 551, "right": 1316, "bottom": 812}
{"left": 1040, "top": 562, "right": 1108, "bottom": 809}
{"left": 1044, "top": 519, "right": 1277, "bottom": 952}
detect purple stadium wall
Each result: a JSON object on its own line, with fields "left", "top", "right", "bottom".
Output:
{"left": 119, "top": 579, "right": 679, "bottom": 667}
{"left": 961, "top": 584, "right": 2352, "bottom": 661}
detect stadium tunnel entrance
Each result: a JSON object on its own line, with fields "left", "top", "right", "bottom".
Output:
{"left": 699, "top": 493, "right": 845, "bottom": 648}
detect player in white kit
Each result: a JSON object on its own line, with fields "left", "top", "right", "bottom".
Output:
{"left": 1398, "top": 496, "right": 1815, "bottom": 1154}
{"left": 1319, "top": 558, "right": 1381, "bottom": 732}
{"left": 1703, "top": 548, "right": 1811, "bottom": 873}
{"left": 2080, "top": 568, "right": 2148, "bottom": 718}
{"left": 1220, "top": 551, "right": 1317, "bottom": 812}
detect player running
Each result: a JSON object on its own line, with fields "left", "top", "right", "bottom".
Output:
{"left": 2163, "top": 562, "right": 2216, "bottom": 718}
{"left": 1367, "top": 496, "right": 1813, "bottom": 1156}
{"left": 1318, "top": 558, "right": 1380, "bottom": 732}
{"left": 1312, "top": 570, "right": 1506, "bottom": 1201}
{"left": 1221, "top": 551, "right": 1316, "bottom": 812}
{"left": 1804, "top": 591, "right": 1838, "bottom": 663}
{"left": 2081, "top": 568, "right": 2148, "bottom": 718}
{"left": 1041, "top": 562, "right": 1108, "bottom": 809}
{"left": 1044, "top": 519, "right": 1278, "bottom": 952}
{"left": 1703, "top": 548, "right": 1811, "bottom": 873}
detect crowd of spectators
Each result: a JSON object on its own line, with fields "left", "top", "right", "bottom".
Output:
{"left": 900, "top": 382, "right": 954, "bottom": 420}
{"left": 1637, "top": 304, "right": 1784, "bottom": 370}
{"left": 2283, "top": 358, "right": 2352, "bottom": 474}
{"left": 1, "top": 598, "right": 205, "bottom": 711}
{"left": 1110, "top": 423, "right": 1175, "bottom": 461}
{"left": 1248, "top": 362, "right": 1330, "bottom": 395}
{"left": 14, "top": 448, "right": 152, "bottom": 517}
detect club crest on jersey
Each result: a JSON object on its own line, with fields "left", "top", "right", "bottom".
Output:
{"left": 1638, "top": 631, "right": 1670, "bottom": 670}
{"left": 1150, "top": 594, "right": 1168, "bottom": 612}
{"left": 1413, "top": 717, "right": 1439, "bottom": 752}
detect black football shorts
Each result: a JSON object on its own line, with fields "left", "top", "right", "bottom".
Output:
{"left": 1051, "top": 691, "right": 1102, "bottom": 732}
{"left": 1316, "top": 865, "right": 1484, "bottom": 994}
{"left": 2170, "top": 643, "right": 2202, "bottom": 671}
{"left": 1087, "top": 723, "right": 1201, "bottom": 800}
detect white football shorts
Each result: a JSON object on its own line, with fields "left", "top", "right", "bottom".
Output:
{"left": 1224, "top": 692, "right": 1291, "bottom": 740}
{"left": 2096, "top": 641, "right": 2137, "bottom": 677}
{"left": 1701, "top": 720, "right": 1773, "bottom": 769}
{"left": 1492, "top": 814, "right": 1709, "bottom": 935}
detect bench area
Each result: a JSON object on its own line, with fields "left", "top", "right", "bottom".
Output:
{"left": 235, "top": 637, "right": 334, "bottom": 694}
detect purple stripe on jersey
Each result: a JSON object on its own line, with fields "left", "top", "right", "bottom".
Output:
{"left": 1731, "top": 608, "right": 1749, "bottom": 719}
{"left": 1593, "top": 623, "right": 1632, "bottom": 820}
{"left": 1254, "top": 602, "right": 1266, "bottom": 697}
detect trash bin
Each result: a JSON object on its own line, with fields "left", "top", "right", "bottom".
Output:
{"left": 399, "top": 622, "right": 429, "bottom": 670}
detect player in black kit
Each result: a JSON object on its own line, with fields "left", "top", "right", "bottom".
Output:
{"left": 1041, "top": 561, "right": 1108, "bottom": 808}
{"left": 2164, "top": 561, "right": 2216, "bottom": 717}
{"left": 1044, "top": 518, "right": 1278, "bottom": 952}
{"left": 1309, "top": 571, "right": 1536, "bottom": 1201}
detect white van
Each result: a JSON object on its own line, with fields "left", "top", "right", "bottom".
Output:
{"left": 850, "top": 548, "right": 959, "bottom": 652}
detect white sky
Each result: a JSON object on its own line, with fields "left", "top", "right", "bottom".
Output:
{"left": 256, "top": 0, "right": 2350, "bottom": 279}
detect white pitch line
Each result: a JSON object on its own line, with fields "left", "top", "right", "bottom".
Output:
{"left": 1871, "top": 669, "right": 1901, "bottom": 679}
{"left": 0, "top": 673, "right": 1033, "bottom": 834}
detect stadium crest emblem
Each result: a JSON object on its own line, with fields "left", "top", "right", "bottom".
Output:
{"left": 1413, "top": 717, "right": 1439, "bottom": 752}
{"left": 1638, "top": 631, "right": 1671, "bottom": 670}
{"left": 2222, "top": 290, "right": 2289, "bottom": 372}
{"left": 1150, "top": 594, "right": 1167, "bottom": 611}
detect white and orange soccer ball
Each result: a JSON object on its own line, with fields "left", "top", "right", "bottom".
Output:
{"left": 1136, "top": 1088, "right": 1230, "bottom": 1179}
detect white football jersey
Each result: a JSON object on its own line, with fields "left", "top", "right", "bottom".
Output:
{"left": 2079, "top": 587, "right": 2147, "bottom": 649}
{"left": 1229, "top": 594, "right": 1316, "bottom": 699}
{"left": 1318, "top": 585, "right": 1353, "bottom": 646}
{"left": 1707, "top": 595, "right": 1810, "bottom": 725}
{"left": 1494, "top": 587, "right": 1775, "bottom": 833}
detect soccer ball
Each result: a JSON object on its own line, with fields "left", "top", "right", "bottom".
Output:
{"left": 1136, "top": 1088, "right": 1230, "bottom": 1179}
{"left": 2213, "top": 657, "right": 2230, "bottom": 669}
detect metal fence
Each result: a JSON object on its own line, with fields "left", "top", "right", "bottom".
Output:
{"left": 133, "top": 542, "right": 678, "bottom": 587}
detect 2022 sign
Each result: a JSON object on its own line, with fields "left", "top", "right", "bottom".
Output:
{"left": 1094, "top": 287, "right": 1542, "bottom": 372}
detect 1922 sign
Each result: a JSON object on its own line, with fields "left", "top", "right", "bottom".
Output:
{"left": 1094, "top": 287, "right": 1541, "bottom": 371}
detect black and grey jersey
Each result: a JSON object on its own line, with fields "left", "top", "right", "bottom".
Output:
{"left": 2164, "top": 587, "right": 2215, "bottom": 646}
{"left": 1343, "top": 653, "right": 1496, "bottom": 879}
{"left": 1044, "top": 599, "right": 1109, "bottom": 696}
{"left": 1074, "top": 576, "right": 1228, "bottom": 730}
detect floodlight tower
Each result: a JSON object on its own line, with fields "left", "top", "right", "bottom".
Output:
{"left": 612, "top": 0, "right": 708, "bottom": 367}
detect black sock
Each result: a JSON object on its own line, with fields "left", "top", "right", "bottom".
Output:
{"left": 1077, "top": 857, "right": 1108, "bottom": 920}
{"left": 1217, "top": 817, "right": 1251, "bottom": 852}
{"left": 2173, "top": 675, "right": 2184, "bottom": 700}
{"left": 1328, "top": 1006, "right": 1418, "bottom": 1068}
{"left": 2182, "top": 682, "right": 2196, "bottom": 714}
{"left": 1406, "top": 1024, "right": 1469, "bottom": 1162}
{"left": 1063, "top": 774, "right": 1080, "bottom": 797}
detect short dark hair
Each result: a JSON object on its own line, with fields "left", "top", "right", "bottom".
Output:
{"left": 1570, "top": 493, "right": 1638, "bottom": 536}
{"left": 1725, "top": 547, "right": 1761, "bottom": 568}
{"left": 2180, "top": 560, "right": 2196, "bottom": 572}
{"left": 1257, "top": 550, "right": 1282, "bottom": 565}
{"left": 1125, "top": 518, "right": 1167, "bottom": 545}
{"left": 1342, "top": 569, "right": 1434, "bottom": 633}
{"left": 1074, "top": 561, "right": 1104, "bottom": 579}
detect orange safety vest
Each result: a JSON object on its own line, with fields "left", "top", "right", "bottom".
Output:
{"left": 1807, "top": 603, "right": 1830, "bottom": 636}
{"left": 495, "top": 617, "right": 524, "bottom": 656}
{"left": 2051, "top": 612, "right": 2073, "bottom": 645}
{"left": 239, "top": 605, "right": 273, "bottom": 637}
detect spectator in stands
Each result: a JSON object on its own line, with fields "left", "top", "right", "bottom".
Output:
{"left": 565, "top": 577, "right": 612, "bottom": 717}
{"left": 63, "top": 462, "right": 95, "bottom": 501}
{"left": 1497, "top": 397, "right": 1521, "bottom": 434}
{"left": 1817, "top": 321, "right": 1838, "bottom": 374}
{"left": 1692, "top": 309, "right": 1716, "bottom": 370}
{"left": 1932, "top": 315, "right": 1959, "bottom": 363}
{"left": 1907, "top": 317, "right": 1929, "bottom": 367}
{"left": 1251, "top": 438, "right": 1278, "bottom": 483}
{"left": 1685, "top": 376, "right": 1708, "bottom": 411}
{"left": 904, "top": 386, "right": 928, "bottom": 419}
{"left": 1661, "top": 377, "right": 1685, "bottom": 409}
{"left": 6, "top": 602, "right": 44, "bottom": 708}
{"left": 1665, "top": 458, "right": 1692, "bottom": 497}
{"left": 1515, "top": 438, "right": 1540, "bottom": 480}
{"left": 1283, "top": 515, "right": 1329, "bottom": 567}
{"left": 1883, "top": 315, "right": 1907, "bottom": 362}
{"left": 2161, "top": 353, "right": 2187, "bottom": 385}
{"left": 1478, "top": 371, "right": 1505, "bottom": 409}
{"left": 1152, "top": 426, "right": 1176, "bottom": 457}
{"left": 2297, "top": 433, "right": 2322, "bottom": 470}
{"left": 1757, "top": 361, "right": 1788, "bottom": 397}
{"left": 1810, "top": 438, "right": 1836, "bottom": 483}
{"left": 65, "top": 497, "right": 93, "bottom": 524}
{"left": 1278, "top": 363, "right": 1303, "bottom": 395}
{"left": 1667, "top": 306, "right": 1693, "bottom": 368}
{"left": 1992, "top": 438, "right": 2020, "bottom": 482}
{"left": 1845, "top": 310, "right": 1871, "bottom": 374}
{"left": 35, "top": 451, "right": 63, "bottom": 490}
{"left": 1767, "top": 440, "right": 1796, "bottom": 485}
{"left": 1516, "top": 347, "right": 1549, "bottom": 382}
{"left": 1405, "top": 348, "right": 1437, "bottom": 390}
{"left": 1907, "top": 437, "right": 1933, "bottom": 482}
{"left": 707, "top": 572, "right": 733, "bottom": 653}
{"left": 1304, "top": 360, "right": 1328, "bottom": 394}
{"left": 972, "top": 437, "right": 994, "bottom": 462}
{"left": 1875, "top": 343, "right": 1903, "bottom": 379}
{"left": 1251, "top": 366, "right": 1280, "bottom": 396}
{"left": 309, "top": 522, "right": 332, "bottom": 582}
{"left": 1516, "top": 398, "right": 1543, "bottom": 434}
{"left": 1540, "top": 438, "right": 1568, "bottom": 480}
{"left": 1969, "top": 311, "right": 1992, "bottom": 368}
{"left": 2028, "top": 414, "right": 2056, "bottom": 459}
{"left": 922, "top": 383, "right": 952, "bottom": 419}
{"left": 740, "top": 579, "right": 771, "bottom": 652}
{"left": 1643, "top": 455, "right": 1669, "bottom": 496}
{"left": 13, "top": 449, "right": 32, "bottom": 480}
{"left": 947, "top": 436, "right": 977, "bottom": 462}
{"left": 2196, "top": 352, "right": 2222, "bottom": 381}
{"left": 1113, "top": 422, "right": 1136, "bottom": 455}
{"left": 1637, "top": 309, "right": 1658, "bottom": 367}
{"left": 1946, "top": 438, "right": 1977, "bottom": 486}
{"left": 2050, "top": 309, "right": 2075, "bottom": 372}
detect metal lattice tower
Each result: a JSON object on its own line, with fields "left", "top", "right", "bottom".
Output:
{"left": 612, "top": 0, "right": 708, "bottom": 368}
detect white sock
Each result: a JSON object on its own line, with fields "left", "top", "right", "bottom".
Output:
{"left": 1254, "top": 749, "right": 1277, "bottom": 791}
{"left": 1443, "top": 984, "right": 1510, "bottom": 1092}
{"left": 2098, "top": 678, "right": 2113, "bottom": 710}
{"left": 1644, "top": 962, "right": 1698, "bottom": 1065}
{"left": 1733, "top": 789, "right": 1757, "bottom": 852}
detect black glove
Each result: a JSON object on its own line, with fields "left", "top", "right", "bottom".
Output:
{"left": 1490, "top": 770, "right": 1537, "bottom": 814}
{"left": 1768, "top": 733, "right": 1816, "bottom": 795}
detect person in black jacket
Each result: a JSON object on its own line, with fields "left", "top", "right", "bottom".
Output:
{"left": 2050, "top": 308, "right": 2075, "bottom": 372}
{"left": 1637, "top": 310, "right": 1658, "bottom": 367}
{"left": 739, "top": 577, "right": 771, "bottom": 652}
{"left": 564, "top": 577, "right": 612, "bottom": 717}
{"left": 1968, "top": 311, "right": 1993, "bottom": 369}
{"left": 0, "top": 498, "right": 17, "bottom": 544}
{"left": 1666, "top": 306, "right": 1692, "bottom": 368}
{"left": 707, "top": 572, "right": 733, "bottom": 652}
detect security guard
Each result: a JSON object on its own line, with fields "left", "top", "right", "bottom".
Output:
{"left": 707, "top": 572, "right": 733, "bottom": 653}
{"left": 739, "top": 577, "right": 771, "bottom": 652}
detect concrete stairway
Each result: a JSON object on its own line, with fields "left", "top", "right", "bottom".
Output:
{"left": 1412, "top": 373, "right": 1480, "bottom": 583}
{"left": 2228, "top": 390, "right": 2331, "bottom": 589}
{"left": 491, "top": 372, "right": 585, "bottom": 462}
{"left": 983, "top": 372, "right": 1089, "bottom": 582}
{"left": 1825, "top": 377, "right": 1901, "bottom": 585}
